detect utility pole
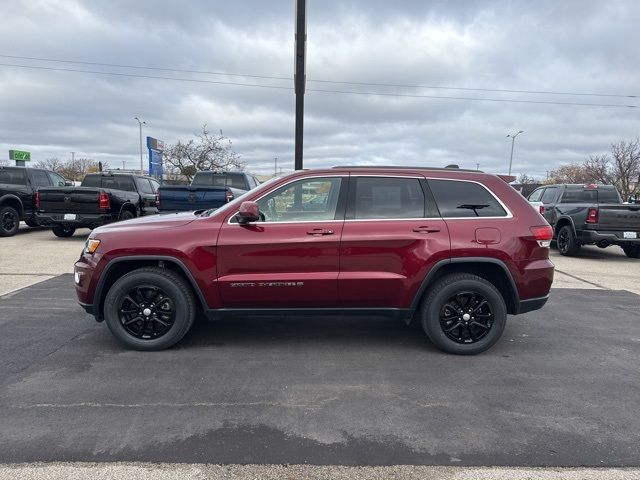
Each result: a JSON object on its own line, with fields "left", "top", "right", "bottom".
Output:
{"left": 506, "top": 130, "right": 524, "bottom": 176}
{"left": 71, "top": 151, "right": 75, "bottom": 163}
{"left": 274, "top": 157, "right": 278, "bottom": 176}
{"left": 134, "top": 116, "right": 146, "bottom": 175}
{"left": 294, "top": 0, "right": 306, "bottom": 171}
{"left": 476, "top": 163, "right": 480, "bottom": 171}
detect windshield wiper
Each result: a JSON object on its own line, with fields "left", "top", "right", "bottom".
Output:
{"left": 457, "top": 204, "right": 490, "bottom": 217}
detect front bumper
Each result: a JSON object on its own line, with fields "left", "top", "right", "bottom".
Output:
{"left": 580, "top": 229, "right": 640, "bottom": 246}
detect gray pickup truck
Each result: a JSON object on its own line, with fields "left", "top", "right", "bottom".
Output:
{"left": 156, "top": 171, "right": 260, "bottom": 213}
{"left": 528, "top": 184, "right": 640, "bottom": 258}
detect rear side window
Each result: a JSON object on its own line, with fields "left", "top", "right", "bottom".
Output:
{"left": 541, "top": 187, "right": 558, "bottom": 204}
{"left": 81, "top": 175, "right": 100, "bottom": 187}
{"left": 0, "top": 169, "right": 27, "bottom": 185}
{"left": 429, "top": 179, "right": 507, "bottom": 218}
{"left": 31, "top": 170, "right": 51, "bottom": 187}
{"left": 352, "top": 177, "right": 425, "bottom": 219}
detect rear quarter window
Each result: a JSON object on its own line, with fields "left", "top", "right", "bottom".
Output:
{"left": 428, "top": 179, "right": 508, "bottom": 218}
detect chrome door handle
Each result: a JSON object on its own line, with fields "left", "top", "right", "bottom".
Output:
{"left": 307, "top": 228, "right": 334, "bottom": 236}
{"left": 413, "top": 226, "right": 441, "bottom": 233}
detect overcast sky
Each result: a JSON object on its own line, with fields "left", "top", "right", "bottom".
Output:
{"left": 1, "top": 0, "right": 638, "bottom": 177}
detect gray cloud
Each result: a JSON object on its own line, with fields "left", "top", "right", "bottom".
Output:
{"left": 1, "top": 0, "right": 638, "bottom": 178}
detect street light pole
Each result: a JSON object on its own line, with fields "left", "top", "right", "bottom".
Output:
{"left": 294, "top": 0, "right": 306, "bottom": 171}
{"left": 506, "top": 130, "right": 524, "bottom": 176}
{"left": 134, "top": 116, "right": 146, "bottom": 175}
{"left": 274, "top": 157, "right": 278, "bottom": 176}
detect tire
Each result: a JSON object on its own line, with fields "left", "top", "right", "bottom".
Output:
{"left": 420, "top": 273, "right": 507, "bottom": 355}
{"left": 622, "top": 245, "right": 640, "bottom": 258}
{"left": 0, "top": 206, "right": 20, "bottom": 237}
{"left": 25, "top": 219, "right": 39, "bottom": 228}
{"left": 556, "top": 225, "right": 580, "bottom": 256}
{"left": 103, "top": 267, "right": 196, "bottom": 351}
{"left": 119, "top": 209, "right": 135, "bottom": 221}
{"left": 52, "top": 224, "right": 76, "bottom": 237}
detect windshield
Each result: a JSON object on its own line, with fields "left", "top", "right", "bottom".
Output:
{"left": 199, "top": 177, "right": 281, "bottom": 217}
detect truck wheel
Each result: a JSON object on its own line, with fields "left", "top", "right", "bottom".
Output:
{"left": 420, "top": 273, "right": 507, "bottom": 355}
{"left": 557, "top": 225, "right": 580, "bottom": 256}
{"left": 0, "top": 206, "right": 20, "bottom": 237}
{"left": 119, "top": 209, "right": 135, "bottom": 221}
{"left": 52, "top": 225, "right": 76, "bottom": 237}
{"left": 622, "top": 245, "right": 640, "bottom": 258}
{"left": 103, "top": 267, "right": 196, "bottom": 351}
{"left": 24, "top": 219, "right": 39, "bottom": 228}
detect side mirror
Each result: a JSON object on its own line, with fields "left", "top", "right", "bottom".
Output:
{"left": 236, "top": 201, "right": 260, "bottom": 224}
{"left": 64, "top": 180, "right": 74, "bottom": 186}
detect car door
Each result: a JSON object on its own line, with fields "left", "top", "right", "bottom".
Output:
{"left": 338, "top": 175, "right": 450, "bottom": 309}
{"left": 540, "top": 186, "right": 560, "bottom": 225}
{"left": 28, "top": 170, "right": 53, "bottom": 215}
{"left": 135, "top": 177, "right": 158, "bottom": 214}
{"left": 216, "top": 175, "right": 347, "bottom": 308}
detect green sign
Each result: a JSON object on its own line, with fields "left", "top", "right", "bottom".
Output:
{"left": 9, "top": 150, "right": 31, "bottom": 161}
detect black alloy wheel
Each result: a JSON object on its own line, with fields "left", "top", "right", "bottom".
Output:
{"left": 0, "top": 206, "right": 19, "bottom": 237}
{"left": 118, "top": 285, "right": 176, "bottom": 340}
{"left": 103, "top": 267, "right": 196, "bottom": 350}
{"left": 119, "top": 209, "right": 135, "bottom": 221}
{"left": 52, "top": 224, "right": 76, "bottom": 237}
{"left": 420, "top": 273, "right": 507, "bottom": 355}
{"left": 439, "top": 291, "right": 494, "bottom": 344}
{"left": 557, "top": 225, "right": 579, "bottom": 256}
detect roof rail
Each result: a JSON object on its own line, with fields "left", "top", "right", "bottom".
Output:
{"left": 332, "top": 165, "right": 482, "bottom": 173}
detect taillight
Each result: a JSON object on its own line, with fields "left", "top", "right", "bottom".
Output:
{"left": 530, "top": 225, "right": 553, "bottom": 247}
{"left": 225, "top": 190, "right": 234, "bottom": 202}
{"left": 586, "top": 207, "right": 598, "bottom": 224}
{"left": 155, "top": 191, "right": 160, "bottom": 208}
{"left": 539, "top": 205, "right": 544, "bottom": 215}
{"left": 34, "top": 192, "right": 40, "bottom": 210}
{"left": 99, "top": 192, "right": 110, "bottom": 210}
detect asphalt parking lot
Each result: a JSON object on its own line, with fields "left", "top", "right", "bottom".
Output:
{"left": 0, "top": 225, "right": 639, "bottom": 475}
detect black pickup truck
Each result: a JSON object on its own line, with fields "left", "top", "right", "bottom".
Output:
{"left": 36, "top": 173, "right": 160, "bottom": 237}
{"left": 156, "top": 171, "right": 259, "bottom": 213}
{"left": 528, "top": 183, "right": 640, "bottom": 257}
{"left": 0, "top": 166, "right": 69, "bottom": 237}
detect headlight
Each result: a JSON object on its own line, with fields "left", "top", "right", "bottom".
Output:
{"left": 84, "top": 238, "right": 101, "bottom": 254}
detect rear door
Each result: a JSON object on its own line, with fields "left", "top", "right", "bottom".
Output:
{"left": 134, "top": 177, "right": 158, "bottom": 213}
{"left": 217, "top": 175, "right": 347, "bottom": 308}
{"left": 338, "top": 175, "right": 450, "bottom": 309}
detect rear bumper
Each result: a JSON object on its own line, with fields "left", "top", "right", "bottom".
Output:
{"left": 516, "top": 295, "right": 549, "bottom": 314}
{"left": 579, "top": 230, "right": 640, "bottom": 246}
{"left": 36, "top": 212, "right": 115, "bottom": 228}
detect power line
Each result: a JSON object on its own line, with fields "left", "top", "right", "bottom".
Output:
{"left": 0, "top": 53, "right": 636, "bottom": 99}
{"left": 0, "top": 62, "right": 636, "bottom": 108}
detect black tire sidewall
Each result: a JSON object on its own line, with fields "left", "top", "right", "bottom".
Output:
{"left": 119, "top": 210, "right": 135, "bottom": 221}
{"left": 52, "top": 225, "right": 76, "bottom": 237}
{"left": 558, "top": 225, "right": 578, "bottom": 256}
{"left": 422, "top": 276, "right": 507, "bottom": 355}
{"left": 622, "top": 245, "right": 640, "bottom": 258}
{"left": 104, "top": 270, "right": 193, "bottom": 350}
{"left": 0, "top": 206, "right": 20, "bottom": 237}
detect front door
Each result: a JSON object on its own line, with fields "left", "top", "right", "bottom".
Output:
{"left": 217, "top": 176, "right": 347, "bottom": 308}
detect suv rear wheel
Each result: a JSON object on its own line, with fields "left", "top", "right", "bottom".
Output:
{"left": 420, "top": 273, "right": 507, "bottom": 355}
{"left": 557, "top": 225, "right": 580, "bottom": 256}
{"left": 622, "top": 245, "right": 640, "bottom": 258}
{"left": 103, "top": 267, "right": 196, "bottom": 350}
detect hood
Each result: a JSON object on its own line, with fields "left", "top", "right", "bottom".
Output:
{"left": 93, "top": 211, "right": 198, "bottom": 234}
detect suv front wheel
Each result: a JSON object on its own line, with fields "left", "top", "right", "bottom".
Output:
{"left": 103, "top": 267, "right": 196, "bottom": 350}
{"left": 420, "top": 273, "right": 507, "bottom": 355}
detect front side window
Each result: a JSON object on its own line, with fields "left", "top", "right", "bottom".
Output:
{"left": 81, "top": 175, "right": 100, "bottom": 187}
{"left": 528, "top": 188, "right": 544, "bottom": 202}
{"left": 429, "top": 179, "right": 508, "bottom": 218}
{"left": 49, "top": 172, "right": 67, "bottom": 186}
{"left": 255, "top": 177, "right": 343, "bottom": 222}
{"left": 352, "top": 177, "right": 425, "bottom": 219}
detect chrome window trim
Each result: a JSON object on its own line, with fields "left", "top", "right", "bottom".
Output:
{"left": 226, "top": 174, "right": 513, "bottom": 225}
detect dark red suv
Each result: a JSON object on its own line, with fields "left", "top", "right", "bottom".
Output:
{"left": 74, "top": 166, "right": 554, "bottom": 355}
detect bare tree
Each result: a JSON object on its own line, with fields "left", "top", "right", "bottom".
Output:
{"left": 58, "top": 158, "right": 106, "bottom": 182}
{"left": 582, "top": 139, "right": 640, "bottom": 200}
{"left": 164, "top": 126, "right": 244, "bottom": 182}
{"left": 545, "top": 162, "right": 592, "bottom": 185}
{"left": 34, "top": 157, "right": 66, "bottom": 173}
{"left": 517, "top": 173, "right": 539, "bottom": 184}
